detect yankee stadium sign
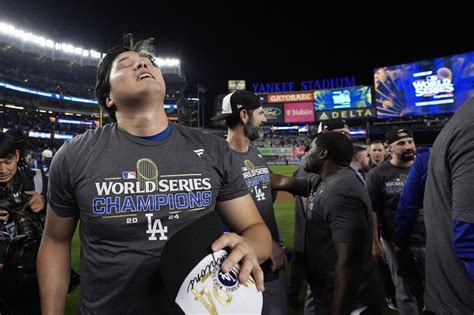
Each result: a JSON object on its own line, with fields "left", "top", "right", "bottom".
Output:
{"left": 252, "top": 76, "right": 356, "bottom": 93}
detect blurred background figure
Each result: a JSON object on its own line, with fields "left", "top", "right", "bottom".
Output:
{"left": 368, "top": 140, "right": 386, "bottom": 168}
{"left": 37, "top": 149, "right": 53, "bottom": 175}
{"left": 350, "top": 145, "right": 370, "bottom": 184}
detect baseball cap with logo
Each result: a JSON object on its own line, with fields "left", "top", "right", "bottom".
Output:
{"left": 211, "top": 90, "right": 263, "bottom": 121}
{"left": 160, "top": 211, "right": 263, "bottom": 314}
{"left": 385, "top": 128, "right": 414, "bottom": 144}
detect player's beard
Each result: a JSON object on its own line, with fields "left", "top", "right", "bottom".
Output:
{"left": 400, "top": 150, "right": 415, "bottom": 162}
{"left": 244, "top": 121, "right": 259, "bottom": 141}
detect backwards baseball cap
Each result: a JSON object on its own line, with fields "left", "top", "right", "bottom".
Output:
{"left": 211, "top": 90, "right": 262, "bottom": 121}
{"left": 160, "top": 211, "right": 263, "bottom": 314}
{"left": 317, "top": 118, "right": 349, "bottom": 133}
{"left": 385, "top": 128, "right": 413, "bottom": 144}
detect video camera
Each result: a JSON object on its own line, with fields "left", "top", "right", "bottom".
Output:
{"left": 0, "top": 185, "right": 42, "bottom": 274}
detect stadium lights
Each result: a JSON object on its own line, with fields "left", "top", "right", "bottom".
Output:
{"left": 0, "top": 21, "right": 104, "bottom": 59}
{"left": 0, "top": 21, "right": 181, "bottom": 66}
{"left": 0, "top": 20, "right": 181, "bottom": 69}
{"left": 156, "top": 58, "right": 180, "bottom": 67}
{"left": 5, "top": 104, "right": 24, "bottom": 110}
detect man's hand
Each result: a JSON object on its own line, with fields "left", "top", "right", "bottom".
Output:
{"left": 211, "top": 232, "right": 265, "bottom": 292}
{"left": 372, "top": 240, "right": 387, "bottom": 263}
{"left": 270, "top": 240, "right": 288, "bottom": 272}
{"left": 26, "top": 191, "right": 46, "bottom": 213}
{"left": 0, "top": 209, "right": 10, "bottom": 272}
{"left": 0, "top": 210, "right": 9, "bottom": 222}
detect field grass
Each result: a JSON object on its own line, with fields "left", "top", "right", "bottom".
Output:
{"left": 65, "top": 164, "right": 395, "bottom": 314}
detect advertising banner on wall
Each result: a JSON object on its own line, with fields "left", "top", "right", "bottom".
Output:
{"left": 316, "top": 107, "right": 376, "bottom": 121}
{"left": 267, "top": 92, "right": 314, "bottom": 103}
{"left": 262, "top": 104, "right": 284, "bottom": 124}
{"left": 284, "top": 102, "right": 315, "bottom": 123}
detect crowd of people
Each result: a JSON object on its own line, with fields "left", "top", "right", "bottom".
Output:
{"left": 0, "top": 109, "right": 96, "bottom": 134}
{"left": 254, "top": 132, "right": 312, "bottom": 148}
{"left": 0, "top": 50, "right": 96, "bottom": 98}
{"left": 0, "top": 35, "right": 472, "bottom": 315}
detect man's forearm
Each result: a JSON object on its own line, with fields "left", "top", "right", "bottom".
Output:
{"left": 332, "top": 264, "right": 358, "bottom": 315}
{"left": 240, "top": 222, "right": 272, "bottom": 263}
{"left": 372, "top": 212, "right": 380, "bottom": 244}
{"left": 37, "top": 238, "right": 72, "bottom": 315}
{"left": 270, "top": 173, "right": 306, "bottom": 196}
{"left": 332, "top": 244, "right": 362, "bottom": 315}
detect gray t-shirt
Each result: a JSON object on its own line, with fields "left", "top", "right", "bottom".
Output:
{"left": 48, "top": 123, "right": 248, "bottom": 314}
{"left": 293, "top": 160, "right": 320, "bottom": 253}
{"left": 230, "top": 146, "right": 280, "bottom": 280}
{"left": 301, "top": 168, "right": 381, "bottom": 307}
{"left": 366, "top": 161, "right": 425, "bottom": 245}
{"left": 423, "top": 99, "right": 474, "bottom": 313}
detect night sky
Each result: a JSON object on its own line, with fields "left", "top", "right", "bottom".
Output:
{"left": 1, "top": 2, "right": 473, "bottom": 110}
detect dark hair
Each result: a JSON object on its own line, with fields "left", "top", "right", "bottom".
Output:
{"left": 369, "top": 140, "right": 385, "bottom": 146}
{"left": 316, "top": 131, "right": 354, "bottom": 166}
{"left": 5, "top": 128, "right": 26, "bottom": 158}
{"left": 225, "top": 109, "right": 254, "bottom": 129}
{"left": 353, "top": 145, "right": 367, "bottom": 158}
{"left": 95, "top": 34, "right": 157, "bottom": 122}
{"left": 0, "top": 133, "right": 18, "bottom": 159}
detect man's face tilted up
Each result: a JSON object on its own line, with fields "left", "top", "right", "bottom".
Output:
{"left": 107, "top": 51, "right": 166, "bottom": 111}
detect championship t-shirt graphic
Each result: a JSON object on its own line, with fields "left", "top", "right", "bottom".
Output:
{"left": 92, "top": 156, "right": 214, "bottom": 242}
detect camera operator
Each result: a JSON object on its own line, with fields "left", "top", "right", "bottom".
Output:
{"left": 0, "top": 131, "right": 47, "bottom": 315}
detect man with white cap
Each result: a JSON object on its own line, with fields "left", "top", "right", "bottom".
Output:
{"left": 212, "top": 90, "right": 289, "bottom": 315}
{"left": 39, "top": 149, "right": 53, "bottom": 175}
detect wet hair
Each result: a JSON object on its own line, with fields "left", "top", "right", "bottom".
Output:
{"left": 316, "top": 131, "right": 354, "bottom": 166}
{"left": 0, "top": 133, "right": 18, "bottom": 159}
{"left": 95, "top": 34, "right": 157, "bottom": 122}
